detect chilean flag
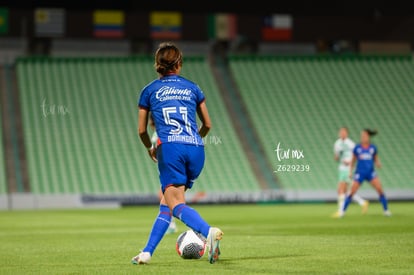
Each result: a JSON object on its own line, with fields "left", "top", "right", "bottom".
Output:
{"left": 262, "top": 14, "right": 292, "bottom": 41}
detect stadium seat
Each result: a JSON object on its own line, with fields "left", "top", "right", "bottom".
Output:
{"left": 0, "top": 103, "right": 6, "bottom": 194}
{"left": 229, "top": 54, "right": 414, "bottom": 192}
{"left": 16, "top": 56, "right": 260, "bottom": 195}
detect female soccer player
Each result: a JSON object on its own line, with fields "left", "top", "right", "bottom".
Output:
{"left": 332, "top": 127, "right": 369, "bottom": 217}
{"left": 131, "top": 42, "right": 223, "bottom": 265}
{"left": 339, "top": 129, "right": 391, "bottom": 217}
{"left": 150, "top": 115, "right": 178, "bottom": 234}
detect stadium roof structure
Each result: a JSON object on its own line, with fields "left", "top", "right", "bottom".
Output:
{"left": 0, "top": 0, "right": 411, "bottom": 16}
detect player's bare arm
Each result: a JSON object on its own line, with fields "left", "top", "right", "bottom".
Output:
{"left": 374, "top": 154, "right": 382, "bottom": 169}
{"left": 197, "top": 101, "right": 211, "bottom": 138}
{"left": 138, "top": 107, "right": 157, "bottom": 162}
{"left": 349, "top": 154, "right": 356, "bottom": 178}
{"left": 334, "top": 152, "right": 339, "bottom": 162}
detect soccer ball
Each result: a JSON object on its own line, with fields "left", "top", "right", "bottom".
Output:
{"left": 176, "top": 229, "right": 206, "bottom": 259}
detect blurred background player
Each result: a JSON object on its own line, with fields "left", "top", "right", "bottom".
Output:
{"left": 132, "top": 42, "right": 223, "bottom": 265}
{"left": 149, "top": 115, "right": 178, "bottom": 234}
{"left": 332, "top": 127, "right": 369, "bottom": 217}
{"left": 339, "top": 129, "right": 391, "bottom": 217}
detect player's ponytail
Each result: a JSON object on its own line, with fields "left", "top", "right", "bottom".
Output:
{"left": 364, "top": 128, "right": 378, "bottom": 137}
{"left": 154, "top": 42, "right": 183, "bottom": 76}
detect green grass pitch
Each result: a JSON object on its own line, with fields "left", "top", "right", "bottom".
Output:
{"left": 1, "top": 202, "right": 414, "bottom": 274}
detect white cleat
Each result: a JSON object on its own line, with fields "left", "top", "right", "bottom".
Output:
{"left": 207, "top": 227, "right": 223, "bottom": 264}
{"left": 131, "top": 251, "right": 151, "bottom": 265}
{"left": 332, "top": 211, "right": 345, "bottom": 218}
{"left": 165, "top": 219, "right": 178, "bottom": 235}
{"left": 384, "top": 210, "right": 392, "bottom": 217}
{"left": 361, "top": 201, "right": 369, "bottom": 215}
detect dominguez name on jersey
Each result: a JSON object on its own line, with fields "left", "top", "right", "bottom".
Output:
{"left": 167, "top": 135, "right": 198, "bottom": 144}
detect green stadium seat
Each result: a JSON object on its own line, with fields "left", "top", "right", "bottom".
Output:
{"left": 16, "top": 56, "right": 259, "bottom": 195}
{"left": 229, "top": 55, "right": 414, "bottom": 191}
{"left": 0, "top": 104, "right": 6, "bottom": 194}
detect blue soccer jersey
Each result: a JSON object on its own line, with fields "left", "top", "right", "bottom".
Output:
{"left": 353, "top": 144, "right": 378, "bottom": 183}
{"left": 138, "top": 74, "right": 205, "bottom": 146}
{"left": 354, "top": 144, "right": 377, "bottom": 172}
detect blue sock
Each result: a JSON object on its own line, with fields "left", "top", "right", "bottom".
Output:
{"left": 342, "top": 195, "right": 353, "bottom": 212}
{"left": 142, "top": 204, "right": 171, "bottom": 255}
{"left": 173, "top": 203, "right": 210, "bottom": 238}
{"left": 379, "top": 194, "right": 388, "bottom": 211}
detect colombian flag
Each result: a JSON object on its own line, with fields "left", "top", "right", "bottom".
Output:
{"left": 93, "top": 10, "right": 124, "bottom": 38}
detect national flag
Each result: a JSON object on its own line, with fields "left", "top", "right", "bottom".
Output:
{"left": 150, "top": 11, "right": 182, "bottom": 40}
{"left": 262, "top": 14, "right": 293, "bottom": 41}
{"left": 93, "top": 10, "right": 125, "bottom": 38}
{"left": 208, "top": 13, "right": 237, "bottom": 40}
{"left": 35, "top": 8, "right": 65, "bottom": 37}
{"left": 0, "top": 7, "right": 9, "bottom": 34}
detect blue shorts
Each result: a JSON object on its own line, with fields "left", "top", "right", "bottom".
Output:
{"left": 354, "top": 170, "right": 377, "bottom": 184}
{"left": 157, "top": 143, "right": 205, "bottom": 193}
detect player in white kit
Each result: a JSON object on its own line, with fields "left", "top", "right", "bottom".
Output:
{"left": 332, "top": 127, "right": 369, "bottom": 217}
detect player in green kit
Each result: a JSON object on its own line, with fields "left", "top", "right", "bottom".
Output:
{"left": 332, "top": 127, "right": 369, "bottom": 218}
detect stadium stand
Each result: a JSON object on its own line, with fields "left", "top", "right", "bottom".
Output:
{"left": 229, "top": 54, "right": 414, "bottom": 198}
{"left": 0, "top": 38, "right": 28, "bottom": 64}
{"left": 257, "top": 42, "right": 316, "bottom": 55}
{"left": 15, "top": 56, "right": 259, "bottom": 198}
{"left": 0, "top": 64, "right": 9, "bottom": 196}
{"left": 181, "top": 57, "right": 260, "bottom": 193}
{"left": 0, "top": 106, "right": 6, "bottom": 194}
{"left": 50, "top": 39, "right": 131, "bottom": 57}
{"left": 151, "top": 41, "right": 212, "bottom": 56}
